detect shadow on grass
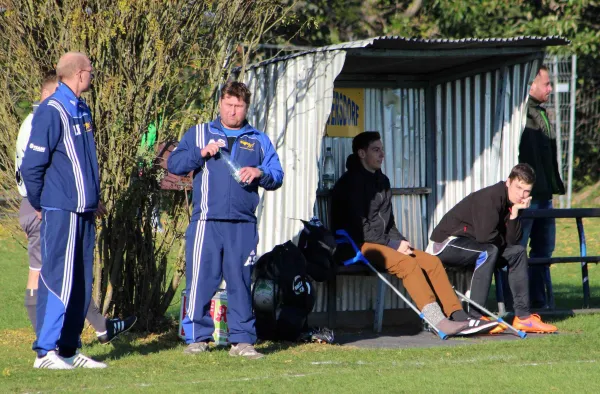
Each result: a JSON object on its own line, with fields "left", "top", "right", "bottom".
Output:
{"left": 93, "top": 328, "right": 183, "bottom": 361}
{"left": 257, "top": 340, "right": 307, "bottom": 354}
{"left": 93, "top": 326, "right": 312, "bottom": 360}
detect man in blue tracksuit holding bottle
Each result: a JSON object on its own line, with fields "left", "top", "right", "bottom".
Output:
{"left": 21, "top": 52, "right": 106, "bottom": 369}
{"left": 168, "top": 81, "right": 283, "bottom": 359}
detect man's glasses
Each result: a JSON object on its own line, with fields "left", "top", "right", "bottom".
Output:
{"left": 79, "top": 69, "right": 95, "bottom": 79}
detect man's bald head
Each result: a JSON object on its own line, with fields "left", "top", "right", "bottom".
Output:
{"left": 56, "top": 52, "right": 90, "bottom": 80}
{"left": 55, "top": 51, "right": 93, "bottom": 96}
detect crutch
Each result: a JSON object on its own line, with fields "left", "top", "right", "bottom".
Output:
{"left": 453, "top": 288, "right": 527, "bottom": 339}
{"left": 335, "top": 230, "right": 449, "bottom": 340}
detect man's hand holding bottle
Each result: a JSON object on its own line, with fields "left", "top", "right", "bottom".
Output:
{"left": 201, "top": 143, "right": 221, "bottom": 158}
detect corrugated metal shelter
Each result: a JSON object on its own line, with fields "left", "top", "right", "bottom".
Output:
{"left": 242, "top": 36, "right": 569, "bottom": 322}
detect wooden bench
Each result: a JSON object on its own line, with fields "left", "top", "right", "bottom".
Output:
{"left": 326, "top": 264, "right": 387, "bottom": 333}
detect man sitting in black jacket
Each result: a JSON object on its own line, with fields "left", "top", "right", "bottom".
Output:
{"left": 331, "top": 132, "right": 497, "bottom": 336}
{"left": 429, "top": 163, "right": 557, "bottom": 334}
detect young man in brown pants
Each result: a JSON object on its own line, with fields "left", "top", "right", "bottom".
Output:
{"left": 331, "top": 132, "right": 497, "bottom": 336}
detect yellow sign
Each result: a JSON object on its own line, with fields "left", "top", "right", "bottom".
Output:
{"left": 326, "top": 88, "right": 364, "bottom": 137}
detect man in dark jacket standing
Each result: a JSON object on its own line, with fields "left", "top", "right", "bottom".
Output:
{"left": 519, "top": 65, "right": 566, "bottom": 309}
{"left": 430, "top": 164, "right": 557, "bottom": 333}
{"left": 331, "top": 132, "right": 498, "bottom": 336}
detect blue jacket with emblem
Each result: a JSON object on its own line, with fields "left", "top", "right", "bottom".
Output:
{"left": 21, "top": 82, "right": 100, "bottom": 213}
{"left": 167, "top": 118, "right": 284, "bottom": 222}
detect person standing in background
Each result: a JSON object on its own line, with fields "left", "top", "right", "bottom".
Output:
{"left": 518, "top": 65, "right": 566, "bottom": 309}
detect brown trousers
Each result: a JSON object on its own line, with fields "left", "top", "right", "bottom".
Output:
{"left": 361, "top": 242, "right": 462, "bottom": 316}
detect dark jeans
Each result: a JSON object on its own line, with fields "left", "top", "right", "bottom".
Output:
{"left": 436, "top": 237, "right": 531, "bottom": 318}
{"left": 520, "top": 199, "right": 555, "bottom": 308}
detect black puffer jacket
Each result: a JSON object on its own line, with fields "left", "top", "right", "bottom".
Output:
{"left": 331, "top": 154, "right": 405, "bottom": 249}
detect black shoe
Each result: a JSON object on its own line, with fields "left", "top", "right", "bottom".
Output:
{"left": 456, "top": 318, "right": 499, "bottom": 336}
{"left": 97, "top": 316, "right": 137, "bottom": 345}
{"left": 299, "top": 327, "right": 335, "bottom": 344}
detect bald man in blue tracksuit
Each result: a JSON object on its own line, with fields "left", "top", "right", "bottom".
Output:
{"left": 168, "top": 81, "right": 283, "bottom": 359}
{"left": 21, "top": 52, "right": 106, "bottom": 369}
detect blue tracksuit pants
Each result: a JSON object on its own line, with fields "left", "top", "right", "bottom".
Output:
{"left": 183, "top": 220, "right": 258, "bottom": 345}
{"left": 33, "top": 209, "right": 95, "bottom": 357}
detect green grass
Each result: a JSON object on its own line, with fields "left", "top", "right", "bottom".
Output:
{"left": 2, "top": 187, "right": 600, "bottom": 393}
{"left": 0, "top": 228, "right": 30, "bottom": 330}
{"left": 2, "top": 315, "right": 600, "bottom": 393}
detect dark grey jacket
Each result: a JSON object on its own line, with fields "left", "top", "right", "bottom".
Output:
{"left": 518, "top": 96, "right": 565, "bottom": 200}
{"left": 331, "top": 154, "right": 406, "bottom": 250}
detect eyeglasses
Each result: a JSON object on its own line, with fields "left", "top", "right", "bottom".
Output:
{"left": 79, "top": 69, "right": 95, "bottom": 79}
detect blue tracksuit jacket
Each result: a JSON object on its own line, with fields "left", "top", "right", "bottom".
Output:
{"left": 21, "top": 82, "right": 100, "bottom": 212}
{"left": 167, "top": 118, "right": 284, "bottom": 222}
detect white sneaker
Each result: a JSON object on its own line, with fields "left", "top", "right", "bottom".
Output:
{"left": 33, "top": 351, "right": 74, "bottom": 370}
{"left": 63, "top": 352, "right": 107, "bottom": 369}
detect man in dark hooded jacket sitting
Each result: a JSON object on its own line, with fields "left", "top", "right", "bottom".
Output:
{"left": 331, "top": 131, "right": 497, "bottom": 336}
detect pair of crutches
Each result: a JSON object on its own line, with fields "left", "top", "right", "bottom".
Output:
{"left": 335, "top": 230, "right": 527, "bottom": 340}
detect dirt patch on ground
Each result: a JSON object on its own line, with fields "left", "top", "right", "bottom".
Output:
{"left": 572, "top": 181, "right": 600, "bottom": 206}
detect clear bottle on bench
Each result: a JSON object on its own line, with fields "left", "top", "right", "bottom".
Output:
{"left": 322, "top": 147, "right": 335, "bottom": 190}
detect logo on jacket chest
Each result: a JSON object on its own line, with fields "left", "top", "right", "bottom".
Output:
{"left": 239, "top": 140, "right": 255, "bottom": 151}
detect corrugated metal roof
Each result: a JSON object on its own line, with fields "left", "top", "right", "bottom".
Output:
{"left": 247, "top": 35, "right": 570, "bottom": 70}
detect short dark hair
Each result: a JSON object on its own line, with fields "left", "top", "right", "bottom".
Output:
{"left": 220, "top": 81, "right": 251, "bottom": 105}
{"left": 42, "top": 70, "right": 58, "bottom": 90}
{"left": 509, "top": 163, "right": 536, "bottom": 185}
{"left": 352, "top": 131, "right": 381, "bottom": 155}
{"left": 537, "top": 65, "right": 548, "bottom": 75}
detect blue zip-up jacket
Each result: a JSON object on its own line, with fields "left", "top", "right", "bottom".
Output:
{"left": 168, "top": 118, "right": 284, "bottom": 222}
{"left": 21, "top": 82, "right": 100, "bottom": 213}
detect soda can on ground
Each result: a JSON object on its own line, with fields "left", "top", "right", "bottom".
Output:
{"left": 178, "top": 290, "right": 188, "bottom": 341}
{"left": 179, "top": 289, "right": 229, "bottom": 345}
{"left": 209, "top": 290, "right": 229, "bottom": 346}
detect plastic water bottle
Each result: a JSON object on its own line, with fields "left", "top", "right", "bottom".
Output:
{"left": 219, "top": 149, "right": 248, "bottom": 186}
{"left": 322, "top": 147, "right": 335, "bottom": 190}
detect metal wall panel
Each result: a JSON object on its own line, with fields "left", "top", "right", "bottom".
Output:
{"left": 245, "top": 52, "right": 542, "bottom": 315}
{"left": 313, "top": 87, "right": 427, "bottom": 312}
{"left": 244, "top": 50, "right": 347, "bottom": 255}
{"left": 430, "top": 61, "right": 539, "bottom": 234}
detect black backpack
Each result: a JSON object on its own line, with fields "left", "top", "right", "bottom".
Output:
{"left": 253, "top": 241, "right": 315, "bottom": 341}
{"left": 297, "top": 218, "right": 337, "bottom": 282}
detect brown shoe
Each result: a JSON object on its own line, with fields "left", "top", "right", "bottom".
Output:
{"left": 436, "top": 318, "right": 469, "bottom": 336}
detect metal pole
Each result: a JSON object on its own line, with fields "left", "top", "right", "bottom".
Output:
{"left": 567, "top": 55, "right": 577, "bottom": 208}
{"left": 576, "top": 217, "right": 590, "bottom": 308}
{"left": 552, "top": 56, "right": 564, "bottom": 208}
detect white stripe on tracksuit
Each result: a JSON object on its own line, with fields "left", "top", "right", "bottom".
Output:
{"left": 48, "top": 101, "right": 86, "bottom": 212}
{"left": 59, "top": 213, "right": 77, "bottom": 305}
{"left": 38, "top": 211, "right": 76, "bottom": 308}
{"left": 188, "top": 124, "right": 210, "bottom": 341}
{"left": 445, "top": 242, "right": 489, "bottom": 300}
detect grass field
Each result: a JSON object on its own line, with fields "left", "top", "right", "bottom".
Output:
{"left": 1, "top": 187, "right": 600, "bottom": 393}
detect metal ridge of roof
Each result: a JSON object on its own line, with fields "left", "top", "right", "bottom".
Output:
{"left": 245, "top": 35, "right": 570, "bottom": 70}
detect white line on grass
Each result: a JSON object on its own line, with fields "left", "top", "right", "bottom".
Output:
{"left": 69, "top": 372, "right": 323, "bottom": 392}
{"left": 308, "top": 357, "right": 597, "bottom": 368}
